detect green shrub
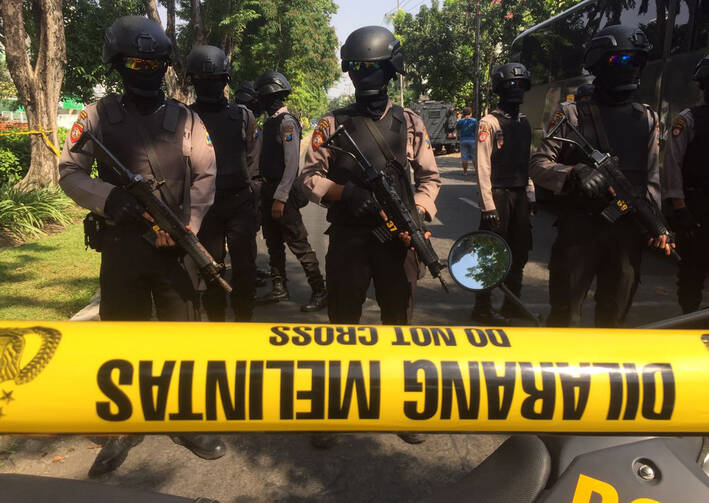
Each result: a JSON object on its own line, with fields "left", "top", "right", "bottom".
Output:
{"left": 0, "top": 184, "right": 73, "bottom": 239}
{"left": 0, "top": 130, "right": 30, "bottom": 172}
{"left": 0, "top": 148, "right": 22, "bottom": 185}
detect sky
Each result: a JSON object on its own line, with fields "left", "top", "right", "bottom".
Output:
{"left": 327, "top": 0, "right": 433, "bottom": 98}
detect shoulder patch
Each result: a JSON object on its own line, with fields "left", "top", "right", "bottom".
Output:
{"left": 317, "top": 118, "right": 329, "bottom": 131}
{"left": 311, "top": 129, "right": 325, "bottom": 149}
{"left": 69, "top": 121, "right": 84, "bottom": 143}
{"left": 79, "top": 110, "right": 88, "bottom": 121}
{"left": 671, "top": 116, "right": 687, "bottom": 137}
{"left": 547, "top": 110, "right": 565, "bottom": 131}
{"left": 478, "top": 121, "right": 491, "bottom": 143}
{"left": 283, "top": 124, "right": 294, "bottom": 133}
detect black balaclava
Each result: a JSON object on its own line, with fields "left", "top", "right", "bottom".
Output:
{"left": 118, "top": 63, "right": 167, "bottom": 115}
{"left": 260, "top": 93, "right": 285, "bottom": 116}
{"left": 497, "top": 80, "right": 526, "bottom": 117}
{"left": 193, "top": 77, "right": 228, "bottom": 105}
{"left": 118, "top": 65, "right": 166, "bottom": 98}
{"left": 591, "top": 53, "right": 644, "bottom": 105}
{"left": 349, "top": 65, "right": 394, "bottom": 119}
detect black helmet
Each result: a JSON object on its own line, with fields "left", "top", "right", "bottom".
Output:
{"left": 102, "top": 16, "right": 172, "bottom": 66}
{"left": 255, "top": 71, "right": 291, "bottom": 97}
{"left": 234, "top": 81, "right": 258, "bottom": 104}
{"left": 692, "top": 54, "right": 709, "bottom": 82}
{"left": 575, "top": 83, "right": 595, "bottom": 100}
{"left": 584, "top": 25, "right": 651, "bottom": 70}
{"left": 491, "top": 62, "right": 531, "bottom": 93}
{"left": 187, "top": 45, "right": 229, "bottom": 77}
{"left": 340, "top": 26, "right": 404, "bottom": 75}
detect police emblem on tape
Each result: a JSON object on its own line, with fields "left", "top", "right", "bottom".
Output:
{"left": 0, "top": 327, "right": 62, "bottom": 420}
{"left": 205, "top": 131, "right": 213, "bottom": 146}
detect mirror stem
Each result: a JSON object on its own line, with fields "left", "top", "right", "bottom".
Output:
{"left": 497, "top": 283, "right": 541, "bottom": 327}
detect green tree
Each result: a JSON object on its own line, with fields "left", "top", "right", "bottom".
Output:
{"left": 393, "top": 0, "right": 578, "bottom": 114}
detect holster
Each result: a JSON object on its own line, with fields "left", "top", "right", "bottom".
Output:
{"left": 83, "top": 212, "right": 106, "bottom": 252}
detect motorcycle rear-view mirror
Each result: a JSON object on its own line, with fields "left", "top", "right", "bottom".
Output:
{"left": 448, "top": 231, "right": 511, "bottom": 292}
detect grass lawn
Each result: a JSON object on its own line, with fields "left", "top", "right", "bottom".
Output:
{"left": 0, "top": 220, "right": 100, "bottom": 320}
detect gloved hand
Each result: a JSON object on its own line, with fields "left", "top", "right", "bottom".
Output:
{"left": 670, "top": 206, "right": 699, "bottom": 236}
{"left": 104, "top": 187, "right": 145, "bottom": 225}
{"left": 570, "top": 163, "right": 610, "bottom": 200}
{"left": 481, "top": 209, "right": 501, "bottom": 230}
{"left": 529, "top": 202, "right": 537, "bottom": 216}
{"left": 342, "top": 182, "right": 378, "bottom": 218}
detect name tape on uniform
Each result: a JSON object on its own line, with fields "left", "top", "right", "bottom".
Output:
{"left": 0, "top": 322, "right": 708, "bottom": 434}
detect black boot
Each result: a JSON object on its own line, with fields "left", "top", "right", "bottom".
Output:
{"left": 470, "top": 305, "right": 510, "bottom": 325}
{"left": 255, "top": 277, "right": 289, "bottom": 304}
{"left": 170, "top": 434, "right": 226, "bottom": 460}
{"left": 88, "top": 435, "right": 144, "bottom": 478}
{"left": 301, "top": 288, "right": 327, "bottom": 312}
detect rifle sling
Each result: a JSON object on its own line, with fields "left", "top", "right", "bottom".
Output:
{"left": 361, "top": 116, "right": 420, "bottom": 224}
{"left": 131, "top": 113, "right": 185, "bottom": 223}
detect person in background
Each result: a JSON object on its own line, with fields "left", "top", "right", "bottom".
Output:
{"left": 456, "top": 106, "right": 477, "bottom": 175}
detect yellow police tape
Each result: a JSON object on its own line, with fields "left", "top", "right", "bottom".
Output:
{"left": 0, "top": 321, "right": 708, "bottom": 434}
{"left": 0, "top": 129, "right": 61, "bottom": 158}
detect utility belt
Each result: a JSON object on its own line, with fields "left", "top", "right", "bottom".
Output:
{"left": 83, "top": 213, "right": 159, "bottom": 253}
{"left": 491, "top": 185, "right": 527, "bottom": 192}
{"left": 214, "top": 186, "right": 253, "bottom": 206}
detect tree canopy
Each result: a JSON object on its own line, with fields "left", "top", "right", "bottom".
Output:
{"left": 393, "top": 0, "right": 578, "bottom": 112}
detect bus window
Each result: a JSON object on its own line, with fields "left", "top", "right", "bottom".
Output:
{"left": 693, "top": 0, "right": 709, "bottom": 51}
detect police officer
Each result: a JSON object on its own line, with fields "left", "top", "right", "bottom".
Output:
{"left": 662, "top": 54, "right": 709, "bottom": 314}
{"left": 301, "top": 25, "right": 440, "bottom": 446}
{"left": 235, "top": 81, "right": 261, "bottom": 116}
{"left": 472, "top": 62, "right": 535, "bottom": 324}
{"left": 530, "top": 25, "right": 671, "bottom": 327}
{"left": 187, "top": 45, "right": 259, "bottom": 321}
{"left": 254, "top": 71, "right": 327, "bottom": 312}
{"left": 302, "top": 25, "right": 440, "bottom": 326}
{"left": 58, "top": 16, "right": 225, "bottom": 476}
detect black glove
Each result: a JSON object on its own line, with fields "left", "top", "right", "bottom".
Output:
{"left": 342, "top": 182, "right": 378, "bottom": 218}
{"left": 569, "top": 163, "right": 611, "bottom": 200}
{"left": 481, "top": 209, "right": 501, "bottom": 230}
{"left": 670, "top": 206, "right": 699, "bottom": 235}
{"left": 104, "top": 187, "right": 145, "bottom": 225}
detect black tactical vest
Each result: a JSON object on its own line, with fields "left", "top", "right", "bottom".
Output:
{"left": 190, "top": 101, "right": 248, "bottom": 192}
{"left": 259, "top": 112, "right": 299, "bottom": 181}
{"left": 96, "top": 94, "right": 190, "bottom": 220}
{"left": 682, "top": 105, "right": 709, "bottom": 189}
{"left": 577, "top": 101, "right": 650, "bottom": 191}
{"left": 328, "top": 104, "right": 416, "bottom": 227}
{"left": 489, "top": 110, "right": 531, "bottom": 188}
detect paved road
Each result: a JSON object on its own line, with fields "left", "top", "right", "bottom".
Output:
{"left": 0, "top": 153, "right": 690, "bottom": 502}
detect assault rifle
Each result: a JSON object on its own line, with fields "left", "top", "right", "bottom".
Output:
{"left": 71, "top": 129, "right": 232, "bottom": 293}
{"left": 322, "top": 125, "right": 449, "bottom": 292}
{"left": 546, "top": 116, "right": 680, "bottom": 262}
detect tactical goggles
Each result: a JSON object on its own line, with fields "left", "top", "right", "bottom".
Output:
{"left": 345, "top": 60, "right": 384, "bottom": 72}
{"left": 606, "top": 53, "right": 646, "bottom": 68}
{"left": 123, "top": 57, "right": 165, "bottom": 71}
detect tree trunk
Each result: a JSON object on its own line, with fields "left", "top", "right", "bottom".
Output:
{"left": 191, "top": 0, "right": 206, "bottom": 46}
{"left": 143, "top": 0, "right": 190, "bottom": 102}
{"left": 0, "top": 0, "right": 66, "bottom": 188}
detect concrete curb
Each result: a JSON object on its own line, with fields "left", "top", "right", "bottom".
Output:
{"left": 70, "top": 289, "right": 100, "bottom": 321}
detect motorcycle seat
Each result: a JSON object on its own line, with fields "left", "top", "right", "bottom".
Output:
{"left": 0, "top": 473, "right": 216, "bottom": 503}
{"left": 419, "top": 435, "right": 551, "bottom": 503}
